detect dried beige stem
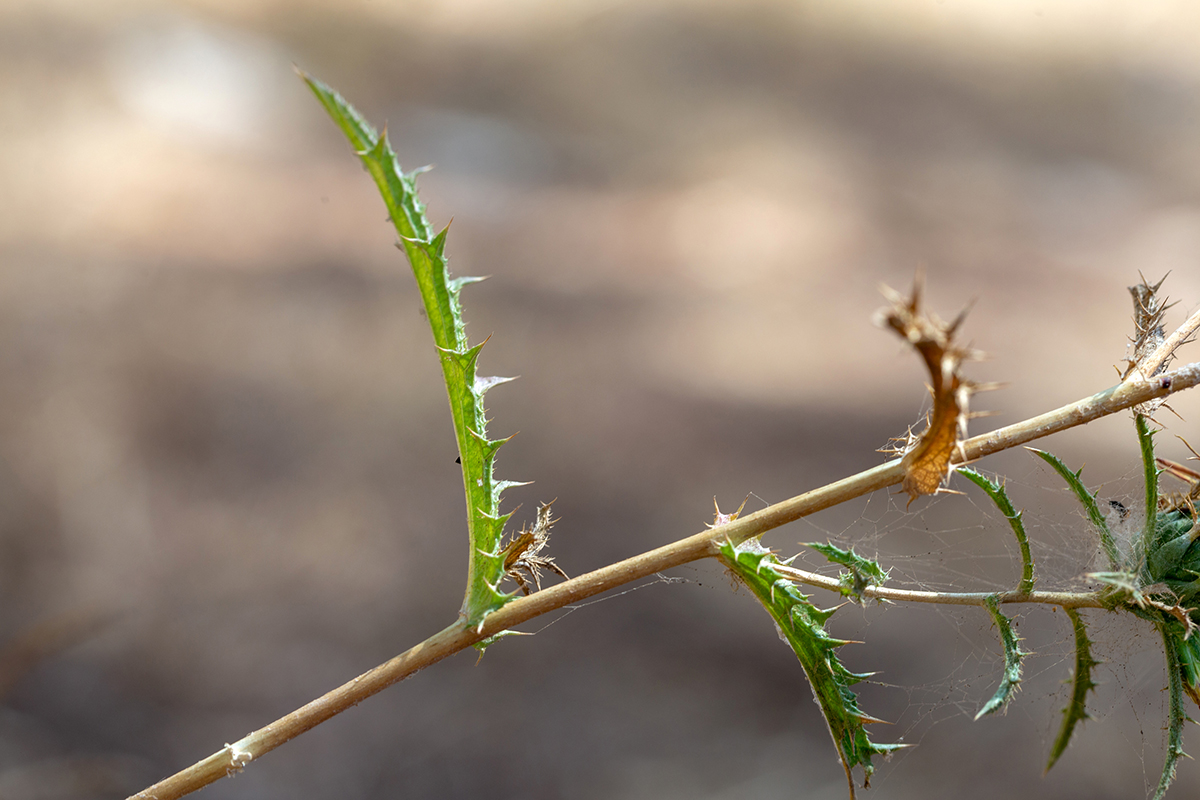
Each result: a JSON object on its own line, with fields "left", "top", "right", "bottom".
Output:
{"left": 130, "top": 362, "right": 1200, "bottom": 800}
{"left": 1140, "top": 306, "right": 1200, "bottom": 379}
{"left": 771, "top": 563, "right": 1104, "bottom": 608}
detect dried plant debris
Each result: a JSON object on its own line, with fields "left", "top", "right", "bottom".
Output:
{"left": 1121, "top": 273, "right": 1200, "bottom": 422}
{"left": 1123, "top": 273, "right": 1173, "bottom": 380}
{"left": 1123, "top": 273, "right": 1175, "bottom": 419}
{"left": 707, "top": 495, "right": 749, "bottom": 528}
{"left": 876, "top": 277, "right": 991, "bottom": 504}
{"left": 501, "top": 501, "right": 568, "bottom": 595}
{"left": 1157, "top": 456, "right": 1200, "bottom": 517}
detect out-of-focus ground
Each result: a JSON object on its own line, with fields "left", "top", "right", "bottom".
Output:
{"left": 2, "top": 1, "right": 1200, "bottom": 798}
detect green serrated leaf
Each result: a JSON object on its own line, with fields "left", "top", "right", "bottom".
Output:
{"left": 719, "top": 540, "right": 903, "bottom": 793}
{"left": 975, "top": 595, "right": 1025, "bottom": 719}
{"left": 804, "top": 541, "right": 890, "bottom": 604}
{"left": 1029, "top": 448, "right": 1122, "bottom": 571}
{"left": 303, "top": 72, "right": 519, "bottom": 624}
{"left": 1046, "top": 608, "right": 1098, "bottom": 772}
{"left": 1154, "top": 623, "right": 1189, "bottom": 800}
{"left": 958, "top": 469, "right": 1036, "bottom": 594}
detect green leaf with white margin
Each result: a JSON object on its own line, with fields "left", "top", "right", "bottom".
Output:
{"left": 1028, "top": 448, "right": 1122, "bottom": 571}
{"left": 958, "top": 468, "right": 1036, "bottom": 594}
{"left": 974, "top": 595, "right": 1025, "bottom": 719}
{"left": 804, "top": 541, "right": 890, "bottom": 604}
{"left": 718, "top": 539, "right": 904, "bottom": 797}
{"left": 1046, "top": 608, "right": 1098, "bottom": 772}
{"left": 302, "top": 72, "right": 522, "bottom": 627}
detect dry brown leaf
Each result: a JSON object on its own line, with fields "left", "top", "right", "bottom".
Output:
{"left": 876, "top": 276, "right": 986, "bottom": 505}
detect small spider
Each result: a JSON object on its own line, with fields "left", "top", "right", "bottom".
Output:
{"left": 500, "top": 501, "right": 569, "bottom": 595}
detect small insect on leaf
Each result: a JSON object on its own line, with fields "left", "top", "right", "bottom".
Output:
{"left": 1028, "top": 448, "right": 1122, "bottom": 571}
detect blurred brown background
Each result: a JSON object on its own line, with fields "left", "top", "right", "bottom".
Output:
{"left": 3, "top": 0, "right": 1200, "bottom": 798}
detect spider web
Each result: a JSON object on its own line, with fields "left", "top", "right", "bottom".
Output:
{"left": 771, "top": 446, "right": 1193, "bottom": 797}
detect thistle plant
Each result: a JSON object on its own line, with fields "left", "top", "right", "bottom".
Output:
{"left": 128, "top": 74, "right": 1200, "bottom": 800}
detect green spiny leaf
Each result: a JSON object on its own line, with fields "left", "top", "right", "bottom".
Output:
{"left": 975, "top": 595, "right": 1025, "bottom": 719}
{"left": 303, "top": 72, "right": 519, "bottom": 625}
{"left": 1154, "top": 622, "right": 1189, "bottom": 800}
{"left": 718, "top": 540, "right": 903, "bottom": 795}
{"left": 1028, "top": 448, "right": 1122, "bottom": 570}
{"left": 804, "top": 541, "right": 890, "bottom": 604}
{"left": 958, "top": 469, "right": 1035, "bottom": 594}
{"left": 1046, "top": 608, "right": 1098, "bottom": 772}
